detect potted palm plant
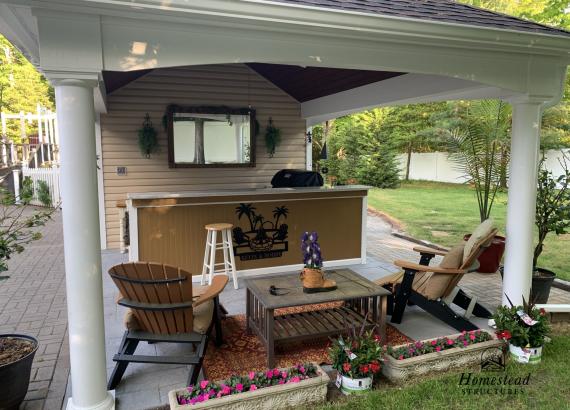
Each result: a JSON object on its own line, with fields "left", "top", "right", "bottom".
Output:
{"left": 448, "top": 100, "right": 510, "bottom": 273}
{"left": 493, "top": 296, "right": 550, "bottom": 364}
{"left": 329, "top": 317, "right": 384, "bottom": 395}
{"left": 532, "top": 153, "right": 570, "bottom": 303}
{"left": 0, "top": 188, "right": 52, "bottom": 410}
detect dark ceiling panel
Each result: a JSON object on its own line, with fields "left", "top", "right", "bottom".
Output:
{"left": 102, "top": 69, "right": 153, "bottom": 94}
{"left": 247, "top": 63, "right": 405, "bottom": 102}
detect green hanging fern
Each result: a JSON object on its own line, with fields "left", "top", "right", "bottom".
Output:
{"left": 138, "top": 113, "right": 159, "bottom": 158}
{"left": 265, "top": 117, "right": 281, "bottom": 158}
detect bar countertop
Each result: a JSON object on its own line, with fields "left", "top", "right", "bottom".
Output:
{"left": 127, "top": 185, "right": 370, "bottom": 201}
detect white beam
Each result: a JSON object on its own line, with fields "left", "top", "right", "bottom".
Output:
{"left": 54, "top": 77, "right": 114, "bottom": 410}
{"left": 502, "top": 101, "right": 543, "bottom": 306}
{"left": 302, "top": 73, "right": 516, "bottom": 125}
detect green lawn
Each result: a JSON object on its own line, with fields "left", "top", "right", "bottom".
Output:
{"left": 367, "top": 181, "right": 570, "bottom": 282}
{"left": 321, "top": 333, "right": 570, "bottom": 410}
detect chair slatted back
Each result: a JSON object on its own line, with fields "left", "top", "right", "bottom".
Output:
{"left": 415, "top": 229, "right": 498, "bottom": 300}
{"left": 109, "top": 262, "right": 194, "bottom": 334}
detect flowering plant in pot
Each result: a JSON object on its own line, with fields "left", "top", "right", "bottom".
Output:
{"left": 299, "top": 231, "right": 336, "bottom": 293}
{"left": 0, "top": 188, "right": 52, "bottom": 409}
{"left": 329, "top": 316, "right": 385, "bottom": 394}
{"left": 493, "top": 296, "right": 550, "bottom": 364}
{"left": 531, "top": 154, "right": 570, "bottom": 303}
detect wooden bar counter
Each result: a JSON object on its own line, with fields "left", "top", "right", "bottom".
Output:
{"left": 127, "top": 186, "right": 369, "bottom": 277}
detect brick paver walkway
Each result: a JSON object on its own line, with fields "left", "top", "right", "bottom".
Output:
{"left": 0, "top": 211, "right": 69, "bottom": 410}
{"left": 1, "top": 209, "right": 568, "bottom": 410}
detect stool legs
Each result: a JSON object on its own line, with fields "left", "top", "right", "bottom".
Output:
{"left": 224, "top": 229, "right": 238, "bottom": 289}
{"left": 208, "top": 230, "right": 217, "bottom": 285}
{"left": 201, "top": 227, "right": 238, "bottom": 288}
{"left": 200, "top": 230, "right": 212, "bottom": 286}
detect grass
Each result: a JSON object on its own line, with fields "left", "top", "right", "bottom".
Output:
{"left": 367, "top": 181, "right": 570, "bottom": 282}
{"left": 320, "top": 332, "right": 570, "bottom": 410}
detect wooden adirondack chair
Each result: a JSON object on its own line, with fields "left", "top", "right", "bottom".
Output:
{"left": 376, "top": 220, "right": 498, "bottom": 331}
{"left": 107, "top": 262, "right": 228, "bottom": 390}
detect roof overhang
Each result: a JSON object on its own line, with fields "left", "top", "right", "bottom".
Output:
{"left": 0, "top": 0, "right": 568, "bottom": 116}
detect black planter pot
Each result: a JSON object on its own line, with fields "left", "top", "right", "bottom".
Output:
{"left": 0, "top": 334, "right": 38, "bottom": 410}
{"left": 531, "top": 268, "right": 556, "bottom": 304}
{"left": 499, "top": 267, "right": 556, "bottom": 304}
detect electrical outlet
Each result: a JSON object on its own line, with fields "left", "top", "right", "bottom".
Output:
{"left": 116, "top": 166, "right": 127, "bottom": 176}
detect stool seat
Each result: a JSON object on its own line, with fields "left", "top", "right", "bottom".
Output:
{"left": 206, "top": 223, "right": 233, "bottom": 231}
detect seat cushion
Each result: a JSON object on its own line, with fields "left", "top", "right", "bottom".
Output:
{"left": 439, "top": 244, "right": 465, "bottom": 269}
{"left": 123, "top": 299, "right": 214, "bottom": 335}
{"left": 463, "top": 218, "right": 496, "bottom": 264}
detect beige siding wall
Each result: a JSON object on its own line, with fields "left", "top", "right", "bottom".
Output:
{"left": 101, "top": 64, "right": 306, "bottom": 249}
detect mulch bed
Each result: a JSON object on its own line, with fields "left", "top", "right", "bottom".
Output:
{"left": 0, "top": 337, "right": 36, "bottom": 366}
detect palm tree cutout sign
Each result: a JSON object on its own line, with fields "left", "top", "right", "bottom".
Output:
{"left": 232, "top": 203, "right": 289, "bottom": 261}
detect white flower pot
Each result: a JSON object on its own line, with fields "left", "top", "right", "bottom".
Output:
{"left": 509, "top": 344, "right": 543, "bottom": 364}
{"left": 340, "top": 374, "right": 372, "bottom": 395}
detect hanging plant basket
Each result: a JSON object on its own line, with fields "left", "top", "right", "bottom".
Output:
{"left": 138, "top": 113, "right": 159, "bottom": 158}
{"left": 265, "top": 117, "right": 281, "bottom": 158}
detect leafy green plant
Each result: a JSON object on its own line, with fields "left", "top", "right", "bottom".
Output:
{"left": 493, "top": 296, "right": 550, "bottom": 348}
{"left": 0, "top": 188, "right": 52, "bottom": 277}
{"left": 264, "top": 117, "right": 281, "bottom": 158}
{"left": 447, "top": 100, "right": 511, "bottom": 222}
{"left": 534, "top": 153, "right": 570, "bottom": 268}
{"left": 329, "top": 315, "right": 385, "bottom": 379}
{"left": 20, "top": 176, "right": 34, "bottom": 205}
{"left": 36, "top": 180, "right": 52, "bottom": 207}
{"left": 138, "top": 113, "right": 158, "bottom": 158}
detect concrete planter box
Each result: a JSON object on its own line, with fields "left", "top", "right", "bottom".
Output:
{"left": 169, "top": 364, "right": 330, "bottom": 410}
{"left": 382, "top": 331, "right": 503, "bottom": 383}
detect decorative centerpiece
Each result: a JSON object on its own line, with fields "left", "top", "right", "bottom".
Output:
{"left": 169, "top": 363, "right": 329, "bottom": 409}
{"left": 299, "top": 231, "right": 336, "bottom": 293}
{"left": 493, "top": 296, "right": 550, "bottom": 364}
{"left": 382, "top": 330, "right": 500, "bottom": 382}
{"left": 329, "top": 318, "right": 384, "bottom": 395}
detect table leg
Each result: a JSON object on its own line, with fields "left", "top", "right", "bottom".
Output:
{"left": 377, "top": 295, "right": 387, "bottom": 341}
{"left": 245, "top": 288, "right": 251, "bottom": 334}
{"left": 266, "top": 309, "right": 275, "bottom": 368}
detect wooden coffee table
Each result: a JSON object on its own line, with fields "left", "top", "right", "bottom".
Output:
{"left": 243, "top": 268, "right": 390, "bottom": 367}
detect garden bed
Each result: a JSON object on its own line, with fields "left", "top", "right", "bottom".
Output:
{"left": 382, "top": 330, "right": 503, "bottom": 382}
{"left": 169, "top": 363, "right": 329, "bottom": 409}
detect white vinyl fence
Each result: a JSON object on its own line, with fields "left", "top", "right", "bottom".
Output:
{"left": 16, "top": 165, "right": 61, "bottom": 207}
{"left": 397, "top": 149, "right": 570, "bottom": 184}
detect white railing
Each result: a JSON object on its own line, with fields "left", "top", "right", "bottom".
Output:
{"left": 16, "top": 165, "right": 61, "bottom": 207}
{"left": 1, "top": 104, "right": 59, "bottom": 167}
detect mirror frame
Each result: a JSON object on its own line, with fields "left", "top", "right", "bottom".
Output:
{"left": 166, "top": 105, "right": 256, "bottom": 168}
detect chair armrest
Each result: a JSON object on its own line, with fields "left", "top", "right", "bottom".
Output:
{"left": 193, "top": 275, "right": 229, "bottom": 308}
{"left": 394, "top": 259, "right": 466, "bottom": 275}
{"left": 412, "top": 245, "right": 448, "bottom": 257}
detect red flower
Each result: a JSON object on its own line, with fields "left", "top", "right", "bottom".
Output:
{"left": 342, "top": 362, "right": 351, "bottom": 373}
{"left": 370, "top": 361, "right": 381, "bottom": 374}
{"left": 360, "top": 364, "right": 370, "bottom": 374}
{"left": 373, "top": 334, "right": 382, "bottom": 343}
{"left": 497, "top": 330, "right": 512, "bottom": 340}
{"left": 539, "top": 308, "right": 546, "bottom": 316}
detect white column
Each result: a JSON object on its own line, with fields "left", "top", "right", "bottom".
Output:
{"left": 306, "top": 127, "right": 313, "bottom": 171}
{"left": 54, "top": 78, "right": 114, "bottom": 410}
{"left": 502, "top": 101, "right": 543, "bottom": 306}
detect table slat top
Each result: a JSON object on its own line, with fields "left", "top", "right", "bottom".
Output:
{"left": 243, "top": 268, "right": 390, "bottom": 309}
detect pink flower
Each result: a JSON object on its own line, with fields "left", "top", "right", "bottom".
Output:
{"left": 190, "top": 398, "right": 198, "bottom": 405}
{"left": 469, "top": 333, "right": 476, "bottom": 341}
{"left": 447, "top": 339, "right": 454, "bottom": 346}
{"left": 463, "top": 340, "right": 468, "bottom": 346}
{"left": 398, "top": 355, "right": 404, "bottom": 360}
{"left": 265, "top": 370, "right": 273, "bottom": 379}
{"left": 216, "top": 392, "right": 222, "bottom": 398}
{"left": 290, "top": 376, "right": 301, "bottom": 383}
{"left": 200, "top": 380, "right": 209, "bottom": 390}
{"left": 273, "top": 368, "right": 280, "bottom": 377}
{"left": 250, "top": 384, "right": 257, "bottom": 391}
{"left": 278, "top": 379, "right": 285, "bottom": 385}
{"left": 208, "top": 389, "right": 216, "bottom": 397}
{"left": 187, "top": 385, "right": 193, "bottom": 392}
{"left": 221, "top": 385, "right": 231, "bottom": 395}
{"left": 281, "top": 371, "right": 288, "bottom": 379}
{"left": 248, "top": 371, "right": 256, "bottom": 381}
{"left": 431, "top": 340, "right": 437, "bottom": 346}
{"left": 299, "top": 365, "right": 306, "bottom": 374}
{"left": 236, "top": 383, "right": 244, "bottom": 392}
{"left": 179, "top": 398, "right": 187, "bottom": 405}
{"left": 435, "top": 346, "right": 442, "bottom": 352}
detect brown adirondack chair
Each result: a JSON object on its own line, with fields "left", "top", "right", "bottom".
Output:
{"left": 107, "top": 262, "right": 228, "bottom": 390}
{"left": 376, "top": 220, "right": 498, "bottom": 331}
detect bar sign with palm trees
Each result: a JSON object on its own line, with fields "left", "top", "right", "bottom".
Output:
{"left": 232, "top": 203, "right": 289, "bottom": 261}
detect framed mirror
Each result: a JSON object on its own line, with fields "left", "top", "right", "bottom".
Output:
{"left": 167, "top": 105, "right": 256, "bottom": 168}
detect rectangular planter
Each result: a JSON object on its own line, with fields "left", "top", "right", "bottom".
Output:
{"left": 382, "top": 331, "right": 503, "bottom": 383}
{"left": 169, "top": 364, "right": 330, "bottom": 410}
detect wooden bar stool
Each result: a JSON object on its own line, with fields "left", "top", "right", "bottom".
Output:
{"left": 201, "top": 223, "right": 238, "bottom": 289}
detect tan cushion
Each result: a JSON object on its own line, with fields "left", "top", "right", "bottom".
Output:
{"left": 463, "top": 219, "right": 496, "bottom": 264}
{"left": 439, "top": 245, "right": 465, "bottom": 269}
{"left": 192, "top": 299, "right": 214, "bottom": 335}
{"left": 123, "top": 300, "right": 214, "bottom": 335}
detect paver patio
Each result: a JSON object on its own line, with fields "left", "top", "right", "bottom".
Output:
{"left": 1, "top": 210, "right": 568, "bottom": 409}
